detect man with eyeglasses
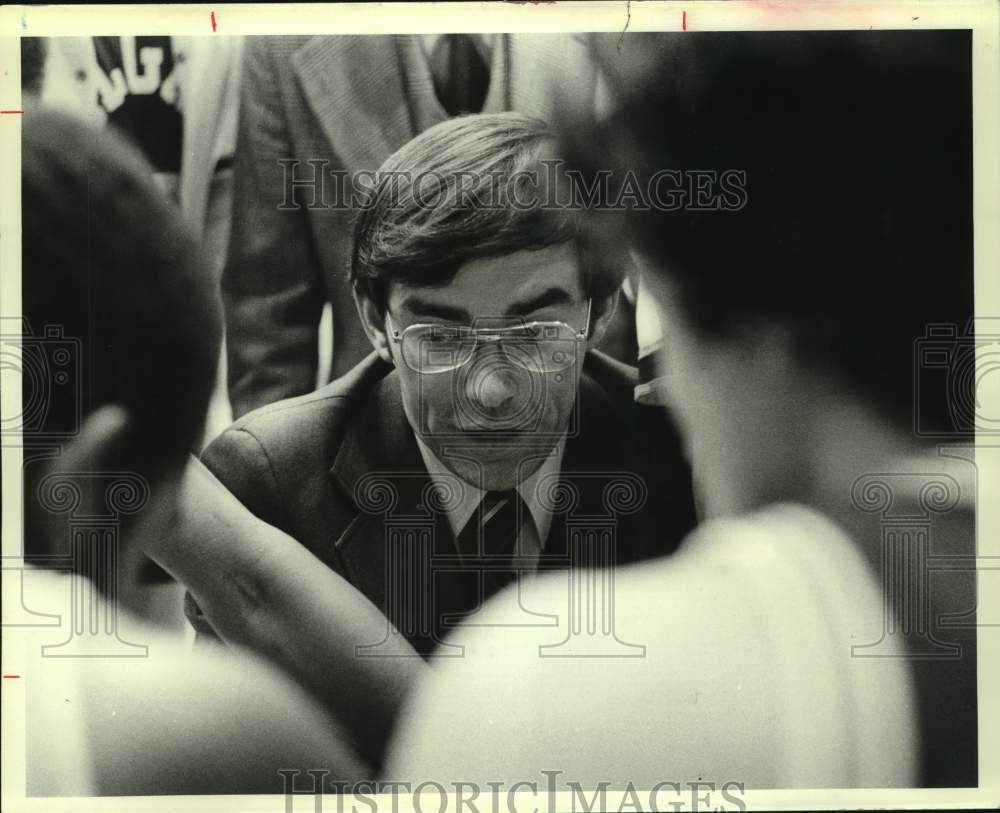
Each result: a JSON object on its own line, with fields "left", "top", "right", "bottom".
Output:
{"left": 186, "top": 113, "right": 697, "bottom": 656}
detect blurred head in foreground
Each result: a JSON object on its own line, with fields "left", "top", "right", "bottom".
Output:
{"left": 22, "top": 109, "right": 221, "bottom": 573}
{"left": 561, "top": 30, "right": 973, "bottom": 516}
{"left": 20, "top": 113, "right": 374, "bottom": 798}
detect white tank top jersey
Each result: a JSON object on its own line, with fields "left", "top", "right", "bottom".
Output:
{"left": 387, "top": 503, "right": 917, "bottom": 789}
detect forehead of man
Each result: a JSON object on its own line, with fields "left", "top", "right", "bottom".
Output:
{"left": 388, "top": 244, "right": 586, "bottom": 322}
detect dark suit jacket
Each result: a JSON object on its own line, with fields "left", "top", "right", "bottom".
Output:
{"left": 187, "top": 351, "right": 697, "bottom": 656}
{"left": 224, "top": 35, "right": 607, "bottom": 418}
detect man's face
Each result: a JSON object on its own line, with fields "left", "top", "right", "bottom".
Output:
{"left": 373, "top": 244, "right": 598, "bottom": 491}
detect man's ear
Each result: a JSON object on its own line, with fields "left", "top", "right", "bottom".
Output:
{"left": 353, "top": 287, "right": 394, "bottom": 365}
{"left": 584, "top": 287, "right": 620, "bottom": 351}
{"left": 55, "top": 404, "right": 133, "bottom": 479}
{"left": 30, "top": 405, "right": 134, "bottom": 558}
{"left": 43, "top": 405, "right": 180, "bottom": 619}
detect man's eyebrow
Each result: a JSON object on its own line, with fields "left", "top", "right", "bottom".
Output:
{"left": 397, "top": 288, "right": 574, "bottom": 322}
{"left": 505, "top": 288, "right": 575, "bottom": 316}
{"left": 397, "top": 297, "right": 470, "bottom": 322}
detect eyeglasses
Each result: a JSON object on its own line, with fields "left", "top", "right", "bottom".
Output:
{"left": 386, "top": 300, "right": 592, "bottom": 375}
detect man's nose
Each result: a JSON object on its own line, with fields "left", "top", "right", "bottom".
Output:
{"left": 464, "top": 352, "right": 520, "bottom": 412}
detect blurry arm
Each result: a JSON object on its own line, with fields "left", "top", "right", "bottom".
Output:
{"left": 224, "top": 37, "right": 325, "bottom": 417}
{"left": 80, "top": 635, "right": 376, "bottom": 794}
{"left": 141, "top": 455, "right": 426, "bottom": 768}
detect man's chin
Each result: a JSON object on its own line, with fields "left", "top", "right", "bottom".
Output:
{"left": 432, "top": 443, "right": 552, "bottom": 491}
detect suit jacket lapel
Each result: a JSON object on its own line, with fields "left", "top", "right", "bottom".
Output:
{"left": 395, "top": 35, "right": 451, "bottom": 134}
{"left": 291, "top": 36, "right": 418, "bottom": 172}
{"left": 546, "top": 362, "right": 623, "bottom": 558}
{"left": 329, "top": 367, "right": 477, "bottom": 653}
{"left": 329, "top": 367, "right": 438, "bottom": 606}
{"left": 507, "top": 33, "right": 598, "bottom": 120}
{"left": 562, "top": 365, "right": 619, "bottom": 475}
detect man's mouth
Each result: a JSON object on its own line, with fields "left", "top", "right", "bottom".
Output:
{"left": 457, "top": 432, "right": 527, "bottom": 448}
{"left": 449, "top": 431, "right": 557, "bottom": 456}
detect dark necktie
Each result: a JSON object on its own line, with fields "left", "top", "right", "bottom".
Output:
{"left": 457, "top": 489, "right": 524, "bottom": 601}
{"left": 429, "top": 34, "right": 491, "bottom": 117}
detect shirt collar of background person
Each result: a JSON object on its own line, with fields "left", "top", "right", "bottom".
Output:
{"left": 415, "top": 433, "right": 567, "bottom": 548}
